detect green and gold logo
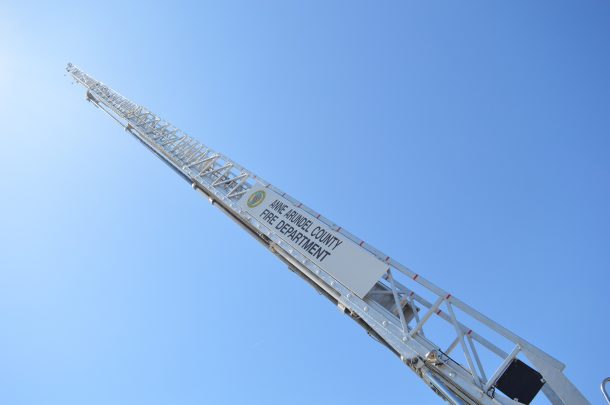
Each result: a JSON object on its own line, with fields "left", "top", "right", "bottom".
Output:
{"left": 247, "top": 190, "right": 266, "bottom": 208}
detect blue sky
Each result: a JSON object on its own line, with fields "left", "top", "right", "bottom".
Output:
{"left": 1, "top": 1, "right": 609, "bottom": 404}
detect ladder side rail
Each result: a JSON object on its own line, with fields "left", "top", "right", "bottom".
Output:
{"left": 117, "top": 98, "right": 501, "bottom": 404}
{"left": 73, "top": 68, "right": 548, "bottom": 402}
{"left": 76, "top": 79, "right": 525, "bottom": 405}
{"left": 67, "top": 64, "right": 589, "bottom": 405}
{"left": 251, "top": 175, "right": 568, "bottom": 384}
{"left": 277, "top": 186, "right": 565, "bottom": 374}
{"left": 233, "top": 139, "right": 564, "bottom": 376}
{"left": 70, "top": 67, "right": 558, "bottom": 404}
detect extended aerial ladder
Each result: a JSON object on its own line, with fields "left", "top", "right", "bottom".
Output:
{"left": 66, "top": 64, "right": 590, "bottom": 405}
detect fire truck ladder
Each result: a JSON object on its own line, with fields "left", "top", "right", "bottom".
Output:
{"left": 66, "top": 63, "right": 590, "bottom": 405}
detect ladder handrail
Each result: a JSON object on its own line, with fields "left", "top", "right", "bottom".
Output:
{"left": 66, "top": 63, "right": 590, "bottom": 405}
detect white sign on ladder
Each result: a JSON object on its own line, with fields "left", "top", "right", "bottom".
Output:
{"left": 240, "top": 187, "right": 387, "bottom": 298}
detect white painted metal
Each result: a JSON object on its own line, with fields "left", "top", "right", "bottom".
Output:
{"left": 66, "top": 63, "right": 590, "bottom": 405}
{"left": 240, "top": 186, "right": 388, "bottom": 299}
{"left": 602, "top": 377, "right": 610, "bottom": 404}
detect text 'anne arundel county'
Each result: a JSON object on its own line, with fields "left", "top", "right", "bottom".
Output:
{"left": 259, "top": 199, "right": 343, "bottom": 263}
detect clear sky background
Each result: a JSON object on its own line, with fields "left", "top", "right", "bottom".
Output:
{"left": 1, "top": 1, "right": 609, "bottom": 404}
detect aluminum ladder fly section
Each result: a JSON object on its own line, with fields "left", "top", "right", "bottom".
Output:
{"left": 66, "top": 64, "right": 589, "bottom": 405}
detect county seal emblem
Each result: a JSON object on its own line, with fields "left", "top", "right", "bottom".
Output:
{"left": 247, "top": 190, "right": 266, "bottom": 208}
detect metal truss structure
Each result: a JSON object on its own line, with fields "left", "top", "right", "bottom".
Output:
{"left": 66, "top": 64, "right": 589, "bottom": 405}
